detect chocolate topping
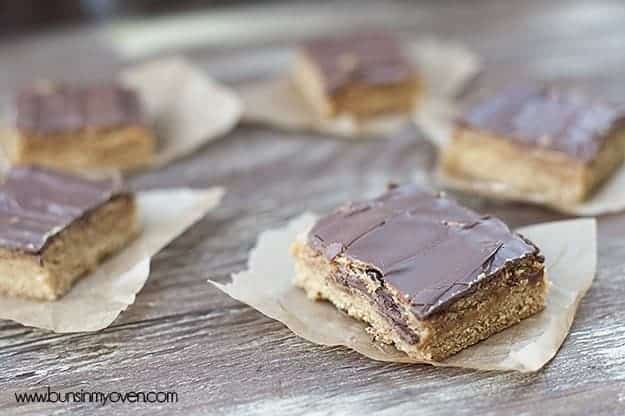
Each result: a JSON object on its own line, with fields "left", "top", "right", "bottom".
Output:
{"left": 15, "top": 84, "right": 144, "bottom": 135}
{"left": 308, "top": 185, "right": 541, "bottom": 319}
{"left": 459, "top": 85, "right": 625, "bottom": 163}
{"left": 0, "top": 167, "right": 122, "bottom": 253}
{"left": 301, "top": 32, "right": 414, "bottom": 94}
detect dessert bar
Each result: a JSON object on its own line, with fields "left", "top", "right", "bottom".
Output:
{"left": 440, "top": 86, "right": 625, "bottom": 204}
{"left": 292, "top": 32, "right": 422, "bottom": 119}
{"left": 2, "top": 83, "right": 155, "bottom": 172}
{"left": 0, "top": 166, "right": 139, "bottom": 300}
{"left": 291, "top": 185, "right": 547, "bottom": 361}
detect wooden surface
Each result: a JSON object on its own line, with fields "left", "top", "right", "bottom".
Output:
{"left": 2, "top": 1, "right": 625, "bottom": 415}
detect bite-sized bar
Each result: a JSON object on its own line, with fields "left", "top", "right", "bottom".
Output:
{"left": 2, "top": 83, "right": 156, "bottom": 172}
{"left": 440, "top": 86, "right": 625, "bottom": 204}
{"left": 0, "top": 167, "right": 139, "bottom": 301}
{"left": 292, "top": 32, "right": 422, "bottom": 119}
{"left": 291, "top": 185, "right": 547, "bottom": 361}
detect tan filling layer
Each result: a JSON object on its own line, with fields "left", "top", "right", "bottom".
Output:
{"left": 292, "top": 240, "right": 548, "bottom": 361}
{"left": 0, "top": 194, "right": 139, "bottom": 301}
{"left": 292, "top": 52, "right": 421, "bottom": 119}
{"left": 1, "top": 125, "right": 155, "bottom": 173}
{"left": 440, "top": 127, "right": 625, "bottom": 204}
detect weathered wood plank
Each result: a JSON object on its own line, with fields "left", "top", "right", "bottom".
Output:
{"left": 2, "top": 1, "right": 625, "bottom": 415}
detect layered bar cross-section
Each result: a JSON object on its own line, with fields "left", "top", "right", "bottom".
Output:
{"left": 440, "top": 86, "right": 625, "bottom": 204}
{"left": 0, "top": 167, "right": 139, "bottom": 300}
{"left": 292, "top": 32, "right": 422, "bottom": 119}
{"left": 2, "top": 84, "right": 156, "bottom": 172}
{"left": 291, "top": 185, "right": 547, "bottom": 361}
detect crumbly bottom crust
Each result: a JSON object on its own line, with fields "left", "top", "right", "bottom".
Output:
{"left": 0, "top": 195, "right": 139, "bottom": 301}
{"left": 2, "top": 126, "right": 155, "bottom": 173}
{"left": 440, "top": 127, "right": 625, "bottom": 204}
{"left": 291, "top": 240, "right": 548, "bottom": 361}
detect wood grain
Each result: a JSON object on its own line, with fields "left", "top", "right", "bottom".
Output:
{"left": 2, "top": 1, "right": 625, "bottom": 415}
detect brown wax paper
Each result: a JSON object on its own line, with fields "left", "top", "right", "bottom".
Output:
{"left": 0, "top": 187, "right": 223, "bottom": 333}
{"left": 209, "top": 214, "right": 596, "bottom": 372}
{"left": 120, "top": 57, "right": 242, "bottom": 167}
{"left": 236, "top": 39, "right": 480, "bottom": 138}
{"left": 0, "top": 57, "right": 241, "bottom": 174}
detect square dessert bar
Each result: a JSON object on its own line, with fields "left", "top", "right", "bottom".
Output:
{"left": 0, "top": 166, "right": 139, "bottom": 301}
{"left": 291, "top": 185, "right": 547, "bottom": 361}
{"left": 2, "top": 84, "right": 156, "bottom": 172}
{"left": 440, "top": 86, "right": 625, "bottom": 204}
{"left": 292, "top": 32, "right": 422, "bottom": 119}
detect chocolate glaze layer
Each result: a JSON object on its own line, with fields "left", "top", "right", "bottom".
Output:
{"left": 308, "top": 185, "right": 542, "bottom": 319}
{"left": 301, "top": 32, "right": 414, "bottom": 94}
{"left": 459, "top": 85, "right": 625, "bottom": 163}
{"left": 15, "top": 84, "right": 144, "bottom": 135}
{"left": 0, "top": 167, "right": 122, "bottom": 253}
